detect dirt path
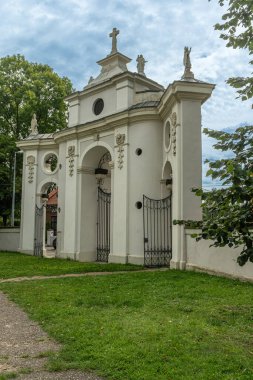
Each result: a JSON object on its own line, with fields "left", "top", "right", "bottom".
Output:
{"left": 0, "top": 268, "right": 167, "bottom": 284}
{"left": 0, "top": 269, "right": 168, "bottom": 378}
{"left": 0, "top": 291, "right": 104, "bottom": 380}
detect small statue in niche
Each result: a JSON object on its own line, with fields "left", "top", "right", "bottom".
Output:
{"left": 136, "top": 54, "right": 147, "bottom": 76}
{"left": 30, "top": 113, "right": 38, "bottom": 135}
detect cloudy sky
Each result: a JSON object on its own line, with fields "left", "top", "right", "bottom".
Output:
{"left": 0, "top": 0, "right": 252, "bottom": 188}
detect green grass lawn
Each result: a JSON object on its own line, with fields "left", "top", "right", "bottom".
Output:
{"left": 0, "top": 251, "right": 142, "bottom": 279}
{"left": 0, "top": 270, "right": 253, "bottom": 380}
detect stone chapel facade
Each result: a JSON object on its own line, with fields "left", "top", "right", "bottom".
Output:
{"left": 17, "top": 29, "right": 214, "bottom": 268}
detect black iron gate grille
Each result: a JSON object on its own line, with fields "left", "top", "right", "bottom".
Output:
{"left": 34, "top": 205, "right": 43, "bottom": 257}
{"left": 97, "top": 187, "right": 111, "bottom": 262}
{"left": 143, "top": 194, "right": 172, "bottom": 267}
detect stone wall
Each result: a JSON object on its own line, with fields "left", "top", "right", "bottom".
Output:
{"left": 185, "top": 229, "right": 253, "bottom": 282}
{"left": 0, "top": 228, "right": 20, "bottom": 252}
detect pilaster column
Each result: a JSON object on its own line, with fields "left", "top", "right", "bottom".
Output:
{"left": 109, "top": 127, "right": 129, "bottom": 263}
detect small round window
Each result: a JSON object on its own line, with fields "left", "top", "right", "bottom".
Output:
{"left": 135, "top": 201, "right": 143, "bottom": 209}
{"left": 93, "top": 98, "right": 104, "bottom": 115}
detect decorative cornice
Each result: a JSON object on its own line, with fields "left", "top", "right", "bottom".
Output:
{"left": 158, "top": 80, "right": 215, "bottom": 120}
{"left": 16, "top": 139, "right": 58, "bottom": 150}
{"left": 53, "top": 107, "right": 160, "bottom": 144}
{"left": 66, "top": 71, "right": 164, "bottom": 102}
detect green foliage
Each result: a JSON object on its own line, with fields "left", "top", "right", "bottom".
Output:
{"left": 0, "top": 55, "right": 73, "bottom": 224}
{"left": 180, "top": 1, "right": 253, "bottom": 266}
{"left": 0, "top": 135, "right": 17, "bottom": 224}
{"left": 1, "top": 271, "right": 253, "bottom": 379}
{"left": 179, "top": 126, "right": 253, "bottom": 266}
{"left": 188, "top": 1, "right": 253, "bottom": 269}
{"left": 0, "top": 54, "right": 73, "bottom": 138}
{"left": 210, "top": 0, "right": 253, "bottom": 102}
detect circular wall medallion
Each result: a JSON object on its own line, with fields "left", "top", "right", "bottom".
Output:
{"left": 43, "top": 153, "right": 58, "bottom": 174}
{"left": 93, "top": 98, "right": 104, "bottom": 115}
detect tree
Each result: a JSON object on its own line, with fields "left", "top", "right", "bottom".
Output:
{"left": 190, "top": 125, "right": 253, "bottom": 266}
{"left": 0, "top": 55, "right": 73, "bottom": 225}
{"left": 211, "top": 0, "right": 253, "bottom": 103}
{"left": 0, "top": 135, "right": 16, "bottom": 225}
{"left": 175, "top": 1, "right": 253, "bottom": 265}
{"left": 0, "top": 55, "right": 73, "bottom": 138}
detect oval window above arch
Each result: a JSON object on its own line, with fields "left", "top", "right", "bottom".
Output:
{"left": 93, "top": 98, "right": 104, "bottom": 116}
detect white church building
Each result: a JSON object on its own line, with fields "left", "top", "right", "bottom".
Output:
{"left": 17, "top": 28, "right": 214, "bottom": 268}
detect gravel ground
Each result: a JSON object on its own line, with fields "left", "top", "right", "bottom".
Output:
{"left": 0, "top": 291, "right": 104, "bottom": 380}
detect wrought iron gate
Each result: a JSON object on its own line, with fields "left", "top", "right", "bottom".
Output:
{"left": 143, "top": 195, "right": 172, "bottom": 267}
{"left": 97, "top": 187, "right": 111, "bottom": 262}
{"left": 34, "top": 205, "right": 43, "bottom": 257}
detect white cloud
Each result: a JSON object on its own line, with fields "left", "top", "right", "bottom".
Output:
{"left": 0, "top": 0, "right": 251, "bottom": 187}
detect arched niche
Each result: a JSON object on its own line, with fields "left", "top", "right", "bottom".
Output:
{"left": 79, "top": 145, "right": 113, "bottom": 262}
{"left": 162, "top": 161, "right": 173, "bottom": 198}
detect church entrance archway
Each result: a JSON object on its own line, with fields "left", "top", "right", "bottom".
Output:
{"left": 80, "top": 146, "right": 112, "bottom": 262}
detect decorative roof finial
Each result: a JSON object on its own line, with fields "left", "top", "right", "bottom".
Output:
{"left": 136, "top": 54, "right": 147, "bottom": 76}
{"left": 109, "top": 27, "right": 120, "bottom": 54}
{"left": 182, "top": 46, "right": 194, "bottom": 80}
{"left": 30, "top": 113, "right": 38, "bottom": 135}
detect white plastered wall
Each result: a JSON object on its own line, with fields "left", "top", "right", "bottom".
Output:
{"left": 19, "top": 149, "right": 38, "bottom": 254}
{"left": 161, "top": 94, "right": 204, "bottom": 270}
{"left": 109, "top": 125, "right": 129, "bottom": 263}
{"left": 161, "top": 106, "right": 179, "bottom": 269}
{"left": 61, "top": 140, "right": 79, "bottom": 259}
{"left": 127, "top": 119, "right": 163, "bottom": 265}
{"left": 56, "top": 141, "right": 66, "bottom": 256}
{"left": 77, "top": 138, "right": 114, "bottom": 262}
{"left": 185, "top": 229, "right": 253, "bottom": 281}
{"left": 19, "top": 146, "right": 59, "bottom": 254}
